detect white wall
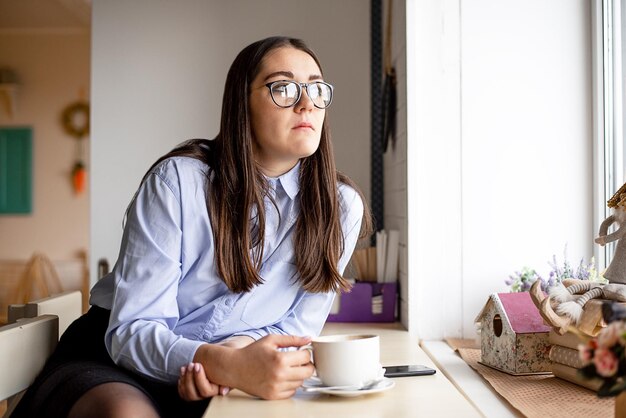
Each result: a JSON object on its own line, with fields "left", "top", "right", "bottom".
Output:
{"left": 0, "top": 30, "right": 90, "bottom": 260}
{"left": 91, "top": 0, "right": 371, "bottom": 282}
{"left": 405, "top": 0, "right": 592, "bottom": 338}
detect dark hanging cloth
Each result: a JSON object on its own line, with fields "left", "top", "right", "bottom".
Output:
{"left": 382, "top": 67, "right": 397, "bottom": 152}
{"left": 381, "top": 0, "right": 397, "bottom": 153}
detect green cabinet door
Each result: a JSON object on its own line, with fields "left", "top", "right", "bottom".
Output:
{"left": 0, "top": 127, "right": 32, "bottom": 214}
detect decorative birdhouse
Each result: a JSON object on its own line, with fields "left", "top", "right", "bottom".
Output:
{"left": 475, "top": 292, "right": 552, "bottom": 375}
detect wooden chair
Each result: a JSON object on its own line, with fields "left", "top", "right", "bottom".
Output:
{"left": 0, "top": 315, "right": 59, "bottom": 417}
{"left": 0, "top": 251, "right": 90, "bottom": 325}
{"left": 7, "top": 290, "right": 82, "bottom": 337}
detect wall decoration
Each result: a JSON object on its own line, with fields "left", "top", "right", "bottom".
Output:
{"left": 0, "top": 127, "right": 32, "bottom": 214}
{"left": 61, "top": 100, "right": 89, "bottom": 195}
{"left": 62, "top": 101, "right": 89, "bottom": 138}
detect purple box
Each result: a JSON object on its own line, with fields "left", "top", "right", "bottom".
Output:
{"left": 326, "top": 282, "right": 397, "bottom": 323}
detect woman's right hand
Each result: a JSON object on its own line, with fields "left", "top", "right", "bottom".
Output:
{"left": 217, "top": 335, "right": 255, "bottom": 349}
{"left": 231, "top": 334, "right": 314, "bottom": 400}
{"left": 195, "top": 334, "right": 314, "bottom": 400}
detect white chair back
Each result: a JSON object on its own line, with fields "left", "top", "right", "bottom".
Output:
{"left": 0, "top": 315, "right": 58, "bottom": 416}
{"left": 7, "top": 291, "right": 81, "bottom": 337}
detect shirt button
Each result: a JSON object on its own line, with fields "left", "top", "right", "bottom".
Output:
{"left": 225, "top": 298, "right": 233, "bottom": 307}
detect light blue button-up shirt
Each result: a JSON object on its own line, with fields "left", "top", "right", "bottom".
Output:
{"left": 90, "top": 156, "right": 363, "bottom": 383}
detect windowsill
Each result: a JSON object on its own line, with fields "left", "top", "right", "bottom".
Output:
{"left": 420, "top": 340, "right": 523, "bottom": 418}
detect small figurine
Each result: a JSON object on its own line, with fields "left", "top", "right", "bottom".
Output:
{"left": 595, "top": 182, "right": 626, "bottom": 284}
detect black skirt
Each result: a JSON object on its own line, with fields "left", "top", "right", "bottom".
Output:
{"left": 11, "top": 306, "right": 210, "bottom": 418}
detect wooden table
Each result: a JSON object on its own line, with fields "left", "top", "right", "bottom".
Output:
{"left": 203, "top": 323, "right": 481, "bottom": 418}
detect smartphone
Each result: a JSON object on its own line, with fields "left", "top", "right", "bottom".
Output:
{"left": 384, "top": 364, "right": 436, "bottom": 378}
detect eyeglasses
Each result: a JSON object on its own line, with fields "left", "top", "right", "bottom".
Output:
{"left": 264, "top": 80, "right": 334, "bottom": 109}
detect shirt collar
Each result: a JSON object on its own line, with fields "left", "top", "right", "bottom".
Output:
{"left": 267, "top": 161, "right": 301, "bottom": 200}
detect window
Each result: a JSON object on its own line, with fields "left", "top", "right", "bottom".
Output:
{"left": 593, "top": 0, "right": 625, "bottom": 268}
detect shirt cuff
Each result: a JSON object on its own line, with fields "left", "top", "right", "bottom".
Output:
{"left": 174, "top": 338, "right": 207, "bottom": 376}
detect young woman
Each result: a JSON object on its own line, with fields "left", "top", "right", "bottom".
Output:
{"left": 12, "top": 36, "right": 371, "bottom": 418}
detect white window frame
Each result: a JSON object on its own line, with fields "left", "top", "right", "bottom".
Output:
{"left": 593, "top": 0, "right": 625, "bottom": 269}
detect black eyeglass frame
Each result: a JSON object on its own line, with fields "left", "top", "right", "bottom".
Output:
{"left": 263, "top": 80, "right": 334, "bottom": 109}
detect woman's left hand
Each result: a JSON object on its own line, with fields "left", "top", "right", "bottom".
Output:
{"left": 178, "top": 337, "right": 253, "bottom": 400}
{"left": 178, "top": 362, "right": 229, "bottom": 401}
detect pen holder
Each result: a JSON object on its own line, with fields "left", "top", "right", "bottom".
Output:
{"left": 326, "top": 282, "right": 397, "bottom": 323}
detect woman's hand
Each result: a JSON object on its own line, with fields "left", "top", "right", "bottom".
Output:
{"left": 194, "top": 334, "right": 314, "bottom": 400}
{"left": 217, "top": 335, "right": 255, "bottom": 349}
{"left": 177, "top": 336, "right": 258, "bottom": 401}
{"left": 178, "top": 362, "right": 230, "bottom": 401}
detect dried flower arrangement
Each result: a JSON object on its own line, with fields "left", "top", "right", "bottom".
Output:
{"left": 506, "top": 248, "right": 606, "bottom": 293}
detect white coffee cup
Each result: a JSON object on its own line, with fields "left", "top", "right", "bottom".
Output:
{"left": 306, "top": 334, "right": 381, "bottom": 387}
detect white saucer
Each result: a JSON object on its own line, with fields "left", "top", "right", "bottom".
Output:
{"left": 301, "top": 377, "right": 395, "bottom": 397}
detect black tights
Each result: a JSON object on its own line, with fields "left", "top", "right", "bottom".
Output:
{"left": 68, "top": 382, "right": 160, "bottom": 418}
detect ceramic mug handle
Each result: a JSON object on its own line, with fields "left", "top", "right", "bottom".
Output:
{"left": 299, "top": 344, "right": 314, "bottom": 362}
{"left": 298, "top": 344, "right": 317, "bottom": 378}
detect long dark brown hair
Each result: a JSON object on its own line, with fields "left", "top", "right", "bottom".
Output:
{"left": 141, "top": 36, "right": 372, "bottom": 293}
